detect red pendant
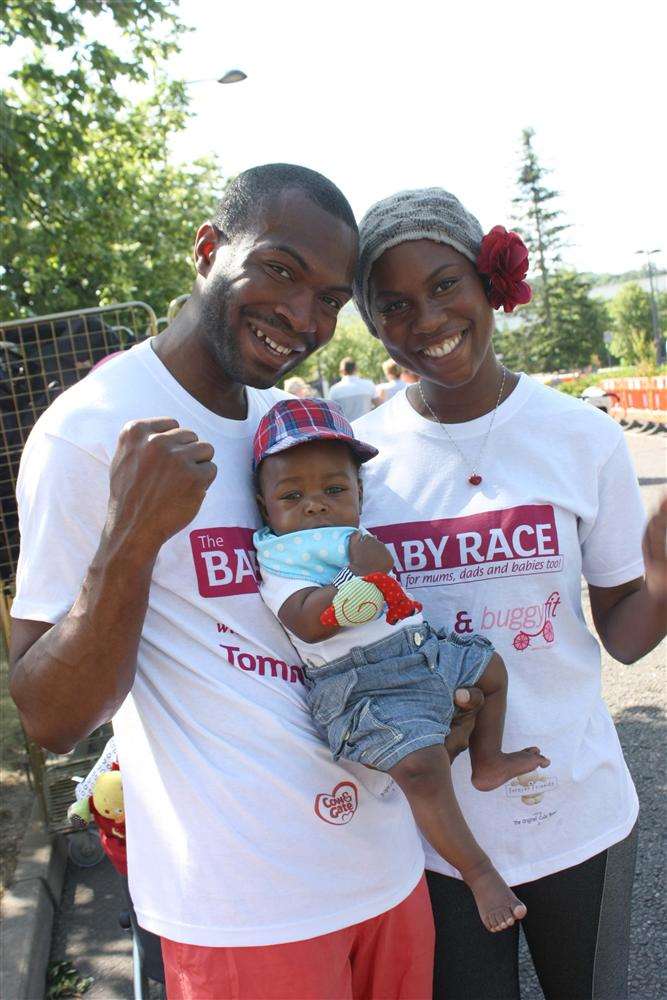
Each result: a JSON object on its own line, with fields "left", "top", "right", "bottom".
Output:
{"left": 468, "top": 474, "right": 482, "bottom": 486}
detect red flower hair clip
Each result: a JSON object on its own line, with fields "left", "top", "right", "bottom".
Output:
{"left": 476, "top": 226, "right": 532, "bottom": 313}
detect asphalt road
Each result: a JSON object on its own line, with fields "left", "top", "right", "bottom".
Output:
{"left": 48, "top": 429, "right": 666, "bottom": 1000}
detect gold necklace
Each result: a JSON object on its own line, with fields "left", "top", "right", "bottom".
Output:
{"left": 416, "top": 367, "right": 508, "bottom": 486}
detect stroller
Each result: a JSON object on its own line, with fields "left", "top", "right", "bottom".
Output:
{"left": 69, "top": 739, "right": 165, "bottom": 998}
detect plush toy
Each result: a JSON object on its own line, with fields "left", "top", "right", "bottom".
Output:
{"left": 320, "top": 571, "right": 422, "bottom": 628}
{"left": 68, "top": 745, "right": 127, "bottom": 875}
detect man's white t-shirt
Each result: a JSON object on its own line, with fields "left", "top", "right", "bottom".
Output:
{"left": 328, "top": 375, "right": 377, "bottom": 421}
{"left": 355, "top": 375, "right": 644, "bottom": 886}
{"left": 13, "top": 339, "right": 424, "bottom": 946}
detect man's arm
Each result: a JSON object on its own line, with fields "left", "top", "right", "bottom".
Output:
{"left": 10, "top": 418, "right": 216, "bottom": 753}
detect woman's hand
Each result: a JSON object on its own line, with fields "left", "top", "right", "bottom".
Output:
{"left": 643, "top": 496, "right": 667, "bottom": 603}
{"left": 445, "top": 687, "right": 485, "bottom": 763}
{"left": 348, "top": 532, "right": 394, "bottom": 576}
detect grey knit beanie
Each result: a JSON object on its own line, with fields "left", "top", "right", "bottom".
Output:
{"left": 354, "top": 188, "right": 484, "bottom": 336}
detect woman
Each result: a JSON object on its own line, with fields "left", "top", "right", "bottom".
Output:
{"left": 352, "top": 188, "right": 667, "bottom": 999}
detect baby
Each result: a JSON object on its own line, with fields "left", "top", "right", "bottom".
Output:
{"left": 252, "top": 397, "right": 549, "bottom": 932}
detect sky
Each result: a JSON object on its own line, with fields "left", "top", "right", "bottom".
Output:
{"left": 167, "top": 0, "right": 666, "bottom": 277}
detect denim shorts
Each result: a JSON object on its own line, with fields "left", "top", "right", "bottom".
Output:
{"left": 303, "top": 622, "right": 495, "bottom": 772}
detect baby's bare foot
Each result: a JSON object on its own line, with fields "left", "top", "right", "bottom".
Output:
{"left": 471, "top": 747, "right": 550, "bottom": 791}
{"left": 466, "top": 866, "right": 527, "bottom": 933}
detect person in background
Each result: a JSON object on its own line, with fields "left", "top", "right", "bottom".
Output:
{"left": 375, "top": 358, "right": 404, "bottom": 404}
{"left": 284, "top": 375, "right": 316, "bottom": 398}
{"left": 400, "top": 369, "right": 420, "bottom": 385}
{"left": 328, "top": 356, "right": 378, "bottom": 419}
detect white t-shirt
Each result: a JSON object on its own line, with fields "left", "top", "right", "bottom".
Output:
{"left": 355, "top": 375, "right": 644, "bottom": 886}
{"left": 328, "top": 375, "right": 377, "bottom": 420}
{"left": 13, "top": 339, "right": 424, "bottom": 946}
{"left": 259, "top": 562, "right": 424, "bottom": 668}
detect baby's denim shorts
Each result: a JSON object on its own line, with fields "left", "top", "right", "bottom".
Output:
{"left": 303, "top": 621, "right": 495, "bottom": 772}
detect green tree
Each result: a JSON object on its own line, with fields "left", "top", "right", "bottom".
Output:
{"left": 290, "top": 313, "right": 390, "bottom": 390}
{"left": 1, "top": 0, "right": 225, "bottom": 319}
{"left": 511, "top": 129, "right": 608, "bottom": 371}
{"left": 512, "top": 127, "right": 569, "bottom": 341}
{"left": 525, "top": 271, "right": 608, "bottom": 371}
{"left": 609, "top": 283, "right": 667, "bottom": 365}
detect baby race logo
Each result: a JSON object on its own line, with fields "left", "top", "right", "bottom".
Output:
{"left": 190, "top": 526, "right": 259, "bottom": 597}
{"left": 371, "top": 505, "right": 562, "bottom": 589}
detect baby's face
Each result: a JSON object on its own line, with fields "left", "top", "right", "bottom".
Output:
{"left": 258, "top": 440, "right": 362, "bottom": 536}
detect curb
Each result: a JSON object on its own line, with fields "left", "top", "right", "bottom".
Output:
{"left": 1, "top": 798, "right": 68, "bottom": 1000}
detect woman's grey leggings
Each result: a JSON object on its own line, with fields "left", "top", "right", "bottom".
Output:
{"left": 426, "top": 823, "right": 638, "bottom": 1000}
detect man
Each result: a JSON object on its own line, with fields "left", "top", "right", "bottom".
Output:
{"left": 10, "top": 164, "right": 479, "bottom": 999}
{"left": 374, "top": 358, "right": 404, "bottom": 404}
{"left": 328, "top": 356, "right": 378, "bottom": 419}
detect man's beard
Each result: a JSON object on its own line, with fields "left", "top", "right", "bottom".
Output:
{"left": 199, "top": 273, "right": 255, "bottom": 385}
{"left": 199, "top": 273, "right": 300, "bottom": 390}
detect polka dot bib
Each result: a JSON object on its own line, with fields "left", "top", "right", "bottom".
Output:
{"left": 253, "top": 525, "right": 357, "bottom": 585}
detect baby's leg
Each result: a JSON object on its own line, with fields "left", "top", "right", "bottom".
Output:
{"left": 469, "top": 653, "right": 549, "bottom": 791}
{"left": 389, "top": 745, "right": 526, "bottom": 932}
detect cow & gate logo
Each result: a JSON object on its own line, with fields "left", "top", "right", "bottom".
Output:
{"left": 190, "top": 527, "right": 259, "bottom": 597}
{"left": 314, "top": 781, "right": 359, "bottom": 825}
{"left": 371, "top": 505, "right": 562, "bottom": 589}
{"left": 506, "top": 771, "right": 558, "bottom": 806}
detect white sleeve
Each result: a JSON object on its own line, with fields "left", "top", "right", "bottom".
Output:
{"left": 579, "top": 434, "right": 646, "bottom": 587}
{"left": 12, "top": 430, "right": 110, "bottom": 623}
{"left": 258, "top": 567, "right": 319, "bottom": 619}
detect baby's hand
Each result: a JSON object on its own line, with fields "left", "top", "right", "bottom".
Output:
{"left": 348, "top": 532, "right": 394, "bottom": 577}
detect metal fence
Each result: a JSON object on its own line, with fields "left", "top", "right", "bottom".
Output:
{"left": 0, "top": 301, "right": 157, "bottom": 833}
{"left": 1, "top": 301, "right": 158, "bottom": 628}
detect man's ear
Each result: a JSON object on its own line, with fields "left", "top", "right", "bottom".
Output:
{"left": 357, "top": 475, "right": 364, "bottom": 510}
{"left": 193, "top": 223, "right": 227, "bottom": 276}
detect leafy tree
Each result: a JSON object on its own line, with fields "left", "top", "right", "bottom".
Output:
{"left": 524, "top": 271, "right": 608, "bottom": 371}
{"left": 609, "top": 283, "right": 667, "bottom": 365}
{"left": 289, "top": 313, "right": 391, "bottom": 391}
{"left": 493, "top": 324, "right": 536, "bottom": 373}
{"left": 1, "top": 1, "right": 225, "bottom": 319}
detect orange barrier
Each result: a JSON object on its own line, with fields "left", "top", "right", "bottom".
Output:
{"left": 600, "top": 376, "right": 667, "bottom": 414}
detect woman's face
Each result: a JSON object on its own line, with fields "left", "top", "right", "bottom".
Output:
{"left": 369, "top": 240, "right": 495, "bottom": 389}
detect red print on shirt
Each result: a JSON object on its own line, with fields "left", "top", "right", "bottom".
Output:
{"left": 190, "top": 527, "right": 259, "bottom": 597}
{"left": 314, "top": 781, "right": 359, "bottom": 825}
{"left": 371, "top": 505, "right": 562, "bottom": 588}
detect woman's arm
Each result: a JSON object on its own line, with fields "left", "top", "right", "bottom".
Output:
{"left": 589, "top": 497, "right": 667, "bottom": 664}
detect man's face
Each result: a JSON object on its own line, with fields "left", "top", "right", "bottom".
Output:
{"left": 198, "top": 189, "right": 357, "bottom": 389}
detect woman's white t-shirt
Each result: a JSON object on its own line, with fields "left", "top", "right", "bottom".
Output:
{"left": 12, "top": 340, "right": 424, "bottom": 946}
{"left": 355, "top": 375, "right": 644, "bottom": 886}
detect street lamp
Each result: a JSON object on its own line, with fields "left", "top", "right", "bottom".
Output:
{"left": 635, "top": 248, "right": 664, "bottom": 364}
{"left": 218, "top": 69, "right": 247, "bottom": 85}
{"left": 185, "top": 69, "right": 247, "bottom": 85}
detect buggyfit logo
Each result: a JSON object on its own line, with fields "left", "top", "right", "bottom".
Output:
{"left": 314, "top": 781, "right": 358, "bottom": 825}
{"left": 371, "top": 505, "right": 562, "bottom": 589}
{"left": 190, "top": 527, "right": 259, "bottom": 597}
